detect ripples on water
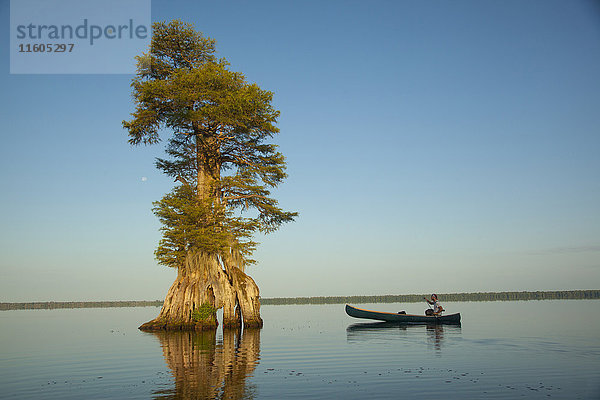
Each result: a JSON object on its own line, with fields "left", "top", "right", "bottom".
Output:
{"left": 0, "top": 300, "right": 599, "bottom": 399}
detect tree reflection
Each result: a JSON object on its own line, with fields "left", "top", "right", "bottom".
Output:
{"left": 151, "top": 328, "right": 261, "bottom": 399}
{"left": 425, "top": 325, "right": 444, "bottom": 351}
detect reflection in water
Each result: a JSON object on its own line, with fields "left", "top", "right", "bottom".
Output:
{"left": 150, "top": 328, "right": 260, "bottom": 399}
{"left": 346, "top": 322, "right": 461, "bottom": 352}
{"left": 426, "top": 324, "right": 446, "bottom": 351}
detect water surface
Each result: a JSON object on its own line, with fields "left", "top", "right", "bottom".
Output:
{"left": 1, "top": 300, "right": 598, "bottom": 399}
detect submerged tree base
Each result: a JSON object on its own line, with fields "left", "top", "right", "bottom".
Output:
{"left": 138, "top": 319, "right": 263, "bottom": 331}
{"left": 139, "top": 316, "right": 263, "bottom": 331}
{"left": 139, "top": 251, "right": 263, "bottom": 331}
{"left": 139, "top": 319, "right": 218, "bottom": 331}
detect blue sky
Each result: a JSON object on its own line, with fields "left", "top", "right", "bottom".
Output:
{"left": 1, "top": 0, "right": 599, "bottom": 301}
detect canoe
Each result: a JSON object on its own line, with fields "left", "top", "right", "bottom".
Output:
{"left": 345, "top": 304, "right": 461, "bottom": 325}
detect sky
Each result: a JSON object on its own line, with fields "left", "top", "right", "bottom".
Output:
{"left": 1, "top": 0, "right": 599, "bottom": 301}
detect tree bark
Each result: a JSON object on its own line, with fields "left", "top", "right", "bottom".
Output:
{"left": 229, "top": 267, "right": 263, "bottom": 328}
{"left": 140, "top": 252, "right": 230, "bottom": 330}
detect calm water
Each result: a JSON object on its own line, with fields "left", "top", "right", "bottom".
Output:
{"left": 1, "top": 300, "right": 599, "bottom": 399}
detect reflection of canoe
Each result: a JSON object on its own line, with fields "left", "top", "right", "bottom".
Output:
{"left": 346, "top": 321, "right": 461, "bottom": 348}
{"left": 345, "top": 304, "right": 461, "bottom": 325}
{"left": 347, "top": 321, "right": 410, "bottom": 331}
{"left": 347, "top": 321, "right": 460, "bottom": 333}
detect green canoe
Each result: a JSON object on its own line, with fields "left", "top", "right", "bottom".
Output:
{"left": 345, "top": 304, "right": 461, "bottom": 325}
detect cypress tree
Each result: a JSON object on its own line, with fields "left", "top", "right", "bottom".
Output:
{"left": 124, "top": 21, "right": 296, "bottom": 330}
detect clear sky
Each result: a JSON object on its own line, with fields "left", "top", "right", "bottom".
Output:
{"left": 1, "top": 0, "right": 599, "bottom": 301}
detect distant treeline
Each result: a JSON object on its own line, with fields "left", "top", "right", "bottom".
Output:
{"left": 0, "top": 300, "right": 163, "bottom": 311}
{"left": 1, "top": 290, "right": 598, "bottom": 311}
{"left": 260, "top": 290, "right": 600, "bottom": 305}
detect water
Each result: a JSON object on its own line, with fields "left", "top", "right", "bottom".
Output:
{"left": 1, "top": 300, "right": 599, "bottom": 399}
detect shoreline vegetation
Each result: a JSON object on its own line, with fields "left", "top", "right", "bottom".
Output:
{"left": 1, "top": 290, "right": 598, "bottom": 311}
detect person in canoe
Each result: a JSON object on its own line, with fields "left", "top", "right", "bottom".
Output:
{"left": 424, "top": 294, "right": 444, "bottom": 316}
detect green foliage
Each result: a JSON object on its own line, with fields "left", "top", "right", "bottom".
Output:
{"left": 192, "top": 303, "right": 217, "bottom": 322}
{"left": 123, "top": 20, "right": 297, "bottom": 268}
{"left": 152, "top": 185, "right": 258, "bottom": 267}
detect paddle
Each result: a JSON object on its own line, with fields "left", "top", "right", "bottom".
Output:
{"left": 423, "top": 297, "right": 435, "bottom": 316}
{"left": 423, "top": 297, "right": 433, "bottom": 309}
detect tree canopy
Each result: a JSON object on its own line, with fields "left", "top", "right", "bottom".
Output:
{"left": 123, "top": 20, "right": 297, "bottom": 269}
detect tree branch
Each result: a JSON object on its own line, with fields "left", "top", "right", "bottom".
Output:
{"left": 223, "top": 194, "right": 267, "bottom": 201}
{"left": 175, "top": 175, "right": 190, "bottom": 187}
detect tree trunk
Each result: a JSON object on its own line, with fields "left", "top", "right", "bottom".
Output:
{"left": 229, "top": 267, "right": 263, "bottom": 328}
{"left": 139, "top": 135, "right": 264, "bottom": 331}
{"left": 139, "top": 251, "right": 232, "bottom": 330}
{"left": 139, "top": 250, "right": 262, "bottom": 331}
{"left": 222, "top": 249, "right": 264, "bottom": 328}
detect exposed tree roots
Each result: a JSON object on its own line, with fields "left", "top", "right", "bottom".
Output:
{"left": 139, "top": 251, "right": 263, "bottom": 331}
